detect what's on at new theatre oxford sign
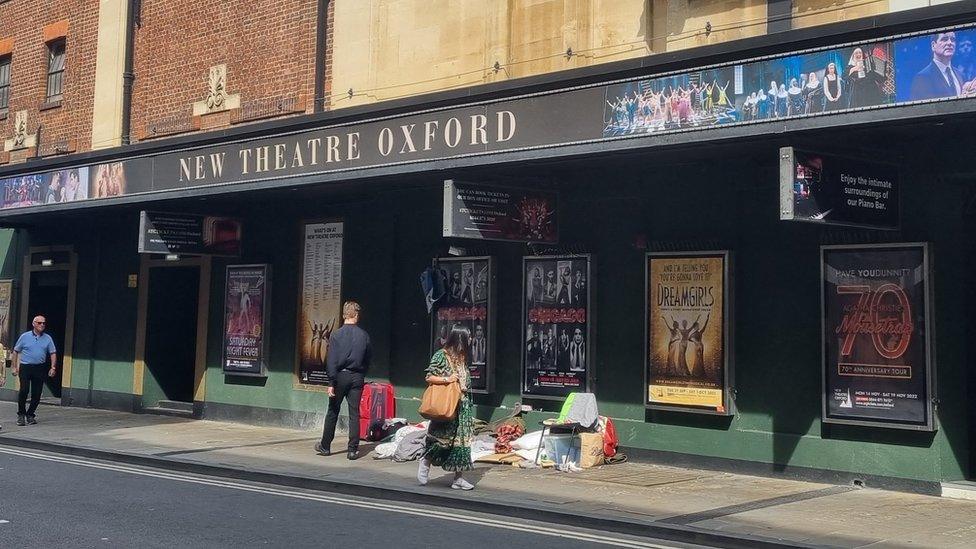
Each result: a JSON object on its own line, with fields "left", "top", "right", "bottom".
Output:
{"left": 2, "top": 20, "right": 976, "bottom": 210}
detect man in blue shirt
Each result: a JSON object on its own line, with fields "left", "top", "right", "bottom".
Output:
{"left": 12, "top": 315, "right": 58, "bottom": 425}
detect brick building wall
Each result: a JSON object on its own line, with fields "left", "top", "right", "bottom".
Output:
{"left": 131, "top": 0, "right": 328, "bottom": 142}
{"left": 0, "top": 0, "right": 100, "bottom": 163}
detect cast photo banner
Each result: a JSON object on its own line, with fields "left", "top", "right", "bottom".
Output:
{"left": 296, "top": 221, "right": 344, "bottom": 387}
{"left": 431, "top": 257, "right": 495, "bottom": 393}
{"left": 645, "top": 252, "right": 732, "bottom": 414}
{"left": 522, "top": 255, "right": 592, "bottom": 399}
{"left": 222, "top": 265, "right": 270, "bottom": 376}
{"left": 821, "top": 243, "right": 934, "bottom": 431}
{"left": 5, "top": 24, "right": 976, "bottom": 217}
{"left": 779, "top": 147, "right": 899, "bottom": 230}
{"left": 443, "top": 180, "right": 558, "bottom": 243}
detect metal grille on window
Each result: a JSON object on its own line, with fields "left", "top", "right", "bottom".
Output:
{"left": 0, "top": 57, "right": 10, "bottom": 111}
{"left": 46, "top": 41, "right": 65, "bottom": 102}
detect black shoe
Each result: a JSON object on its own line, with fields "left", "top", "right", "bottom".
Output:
{"left": 347, "top": 449, "right": 359, "bottom": 461}
{"left": 26, "top": 416, "right": 37, "bottom": 425}
{"left": 16, "top": 416, "right": 25, "bottom": 426}
{"left": 314, "top": 442, "right": 331, "bottom": 456}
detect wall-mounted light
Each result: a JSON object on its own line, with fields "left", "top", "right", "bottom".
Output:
{"left": 41, "top": 259, "right": 53, "bottom": 267}
{"left": 565, "top": 47, "right": 574, "bottom": 60}
{"left": 705, "top": 21, "right": 712, "bottom": 37}
{"left": 164, "top": 254, "right": 180, "bottom": 262}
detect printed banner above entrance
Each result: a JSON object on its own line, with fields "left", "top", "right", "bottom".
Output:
{"left": 2, "top": 23, "right": 975, "bottom": 215}
{"left": 138, "top": 211, "right": 242, "bottom": 256}
{"left": 779, "top": 147, "right": 899, "bottom": 229}
{"left": 442, "top": 181, "right": 558, "bottom": 243}
{"left": 821, "top": 243, "right": 934, "bottom": 431}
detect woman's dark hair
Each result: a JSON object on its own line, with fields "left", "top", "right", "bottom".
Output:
{"left": 443, "top": 325, "right": 471, "bottom": 366}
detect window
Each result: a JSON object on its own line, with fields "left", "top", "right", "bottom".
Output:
{"left": 0, "top": 56, "right": 9, "bottom": 111}
{"left": 45, "top": 39, "right": 65, "bottom": 102}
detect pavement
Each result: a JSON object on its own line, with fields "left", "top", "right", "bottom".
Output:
{"left": 1, "top": 402, "right": 975, "bottom": 548}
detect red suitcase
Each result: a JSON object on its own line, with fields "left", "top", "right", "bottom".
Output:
{"left": 360, "top": 382, "right": 396, "bottom": 441}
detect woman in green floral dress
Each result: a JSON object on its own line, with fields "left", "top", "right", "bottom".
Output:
{"left": 418, "top": 325, "right": 475, "bottom": 490}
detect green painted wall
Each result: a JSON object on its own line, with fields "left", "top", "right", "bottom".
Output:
{"left": 188, "top": 150, "right": 972, "bottom": 483}
{"left": 14, "top": 137, "right": 971, "bottom": 484}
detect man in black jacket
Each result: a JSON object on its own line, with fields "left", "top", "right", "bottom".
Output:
{"left": 315, "top": 301, "right": 371, "bottom": 460}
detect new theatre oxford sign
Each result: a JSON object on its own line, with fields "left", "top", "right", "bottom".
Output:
{"left": 2, "top": 20, "right": 976, "bottom": 213}
{"left": 174, "top": 110, "right": 519, "bottom": 185}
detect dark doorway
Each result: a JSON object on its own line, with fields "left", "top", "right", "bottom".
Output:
{"left": 144, "top": 266, "right": 200, "bottom": 404}
{"left": 26, "top": 269, "right": 69, "bottom": 399}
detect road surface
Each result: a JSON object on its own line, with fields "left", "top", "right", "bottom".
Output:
{"left": 0, "top": 446, "right": 707, "bottom": 548}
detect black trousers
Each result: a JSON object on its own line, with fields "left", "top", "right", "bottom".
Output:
{"left": 18, "top": 363, "right": 47, "bottom": 417}
{"left": 320, "top": 371, "right": 364, "bottom": 451}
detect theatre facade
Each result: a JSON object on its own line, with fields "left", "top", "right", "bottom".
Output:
{"left": 2, "top": 5, "right": 976, "bottom": 492}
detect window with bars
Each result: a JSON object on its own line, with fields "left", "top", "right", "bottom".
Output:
{"left": 0, "top": 56, "right": 9, "bottom": 111}
{"left": 46, "top": 40, "right": 65, "bottom": 102}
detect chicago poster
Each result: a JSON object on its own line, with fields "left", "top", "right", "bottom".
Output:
{"left": 522, "top": 255, "right": 592, "bottom": 399}
{"left": 821, "top": 243, "right": 933, "bottom": 430}
{"left": 646, "top": 252, "right": 731, "bottom": 414}
{"left": 431, "top": 257, "right": 494, "bottom": 393}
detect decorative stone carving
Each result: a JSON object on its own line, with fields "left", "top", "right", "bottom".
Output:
{"left": 4, "top": 110, "right": 37, "bottom": 152}
{"left": 12, "top": 110, "right": 27, "bottom": 148}
{"left": 193, "top": 64, "right": 240, "bottom": 116}
{"left": 206, "top": 65, "right": 227, "bottom": 112}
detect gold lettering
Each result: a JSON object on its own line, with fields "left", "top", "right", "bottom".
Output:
{"left": 274, "top": 144, "right": 287, "bottom": 170}
{"left": 209, "top": 152, "right": 225, "bottom": 178}
{"left": 444, "top": 118, "right": 462, "bottom": 148}
{"left": 378, "top": 127, "right": 394, "bottom": 156}
{"left": 239, "top": 149, "right": 253, "bottom": 174}
{"left": 497, "top": 110, "right": 516, "bottom": 142}
{"left": 470, "top": 114, "right": 488, "bottom": 146}
{"left": 292, "top": 141, "right": 304, "bottom": 167}
{"left": 307, "top": 138, "right": 322, "bottom": 165}
{"left": 326, "top": 135, "right": 341, "bottom": 163}
{"left": 347, "top": 132, "right": 361, "bottom": 160}
{"left": 423, "top": 121, "right": 439, "bottom": 151}
{"left": 399, "top": 124, "right": 417, "bottom": 154}
{"left": 179, "top": 158, "right": 192, "bottom": 182}
{"left": 255, "top": 146, "right": 270, "bottom": 173}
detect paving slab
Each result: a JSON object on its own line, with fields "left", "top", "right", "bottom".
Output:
{"left": 1, "top": 402, "right": 974, "bottom": 548}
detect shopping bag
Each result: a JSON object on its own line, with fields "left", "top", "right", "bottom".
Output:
{"left": 418, "top": 381, "right": 461, "bottom": 421}
{"left": 579, "top": 432, "right": 605, "bottom": 468}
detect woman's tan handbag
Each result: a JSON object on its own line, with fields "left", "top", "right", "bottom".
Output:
{"left": 419, "top": 381, "right": 461, "bottom": 421}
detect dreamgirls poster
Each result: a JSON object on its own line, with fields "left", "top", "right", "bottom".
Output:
{"left": 646, "top": 252, "right": 730, "bottom": 414}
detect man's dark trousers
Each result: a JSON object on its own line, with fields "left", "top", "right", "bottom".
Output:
{"left": 17, "top": 363, "right": 46, "bottom": 418}
{"left": 320, "top": 370, "right": 364, "bottom": 451}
